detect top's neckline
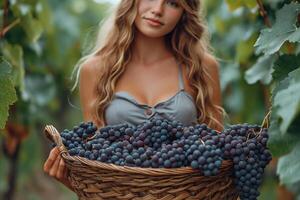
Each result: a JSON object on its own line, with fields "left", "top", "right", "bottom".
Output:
{"left": 114, "top": 89, "right": 188, "bottom": 108}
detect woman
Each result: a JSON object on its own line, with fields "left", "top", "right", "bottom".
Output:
{"left": 43, "top": 0, "right": 224, "bottom": 192}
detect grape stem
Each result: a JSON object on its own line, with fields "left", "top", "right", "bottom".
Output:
{"left": 249, "top": 129, "right": 258, "bottom": 140}
{"left": 87, "top": 133, "right": 98, "bottom": 141}
{"left": 261, "top": 110, "right": 271, "bottom": 129}
{"left": 199, "top": 139, "right": 205, "bottom": 145}
{"left": 258, "top": 110, "right": 271, "bottom": 135}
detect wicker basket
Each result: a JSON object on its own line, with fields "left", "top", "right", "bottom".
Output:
{"left": 44, "top": 125, "right": 239, "bottom": 200}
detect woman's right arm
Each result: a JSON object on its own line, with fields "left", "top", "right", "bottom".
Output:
{"left": 79, "top": 56, "right": 102, "bottom": 125}
{"left": 43, "top": 56, "right": 102, "bottom": 190}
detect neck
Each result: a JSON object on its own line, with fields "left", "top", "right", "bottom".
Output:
{"left": 131, "top": 30, "right": 173, "bottom": 66}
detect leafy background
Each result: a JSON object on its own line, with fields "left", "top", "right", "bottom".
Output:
{"left": 0, "top": 0, "right": 299, "bottom": 199}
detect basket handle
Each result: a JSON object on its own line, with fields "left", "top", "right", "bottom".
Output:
{"left": 44, "top": 125, "right": 67, "bottom": 153}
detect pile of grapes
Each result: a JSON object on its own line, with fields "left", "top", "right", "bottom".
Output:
{"left": 56, "top": 117, "right": 272, "bottom": 200}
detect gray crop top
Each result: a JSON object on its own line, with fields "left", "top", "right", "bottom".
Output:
{"left": 104, "top": 61, "right": 198, "bottom": 127}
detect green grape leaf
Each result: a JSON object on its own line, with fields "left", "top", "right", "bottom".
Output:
{"left": 273, "top": 68, "right": 300, "bottom": 134}
{"left": 254, "top": 2, "right": 300, "bottom": 55}
{"left": 272, "top": 54, "right": 300, "bottom": 82}
{"left": 268, "top": 133, "right": 300, "bottom": 157}
{"left": 277, "top": 143, "right": 300, "bottom": 185}
{"left": 268, "top": 114, "right": 300, "bottom": 157}
{"left": 245, "top": 54, "right": 277, "bottom": 84}
{"left": 0, "top": 60, "right": 18, "bottom": 129}
{"left": 2, "top": 42, "right": 25, "bottom": 91}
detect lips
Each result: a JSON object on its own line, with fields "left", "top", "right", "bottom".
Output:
{"left": 144, "top": 17, "right": 164, "bottom": 25}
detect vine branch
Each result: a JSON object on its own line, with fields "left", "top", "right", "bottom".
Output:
{"left": 0, "top": 0, "right": 20, "bottom": 39}
{"left": 0, "top": 18, "right": 21, "bottom": 38}
{"left": 256, "top": 0, "right": 272, "bottom": 28}
{"left": 2, "top": 0, "right": 9, "bottom": 27}
{"left": 0, "top": 0, "right": 9, "bottom": 38}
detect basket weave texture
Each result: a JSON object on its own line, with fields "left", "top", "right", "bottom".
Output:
{"left": 44, "top": 125, "right": 239, "bottom": 200}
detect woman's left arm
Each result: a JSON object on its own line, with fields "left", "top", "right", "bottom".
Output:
{"left": 202, "top": 53, "right": 223, "bottom": 131}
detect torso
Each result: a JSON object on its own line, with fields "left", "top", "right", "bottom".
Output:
{"left": 104, "top": 55, "right": 198, "bottom": 127}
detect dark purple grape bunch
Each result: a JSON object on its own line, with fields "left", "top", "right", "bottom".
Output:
{"left": 222, "top": 124, "right": 272, "bottom": 200}
{"left": 59, "top": 121, "right": 98, "bottom": 156}
{"left": 95, "top": 123, "right": 134, "bottom": 142}
{"left": 149, "top": 142, "right": 186, "bottom": 168}
{"left": 182, "top": 124, "right": 223, "bottom": 176}
{"left": 82, "top": 123, "right": 135, "bottom": 161}
{"left": 131, "top": 118, "right": 184, "bottom": 149}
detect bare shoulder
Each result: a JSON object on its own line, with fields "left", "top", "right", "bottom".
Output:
{"left": 80, "top": 55, "right": 103, "bottom": 77}
{"left": 202, "top": 53, "right": 223, "bottom": 129}
{"left": 79, "top": 55, "right": 103, "bottom": 90}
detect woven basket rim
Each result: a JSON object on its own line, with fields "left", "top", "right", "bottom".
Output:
{"left": 61, "top": 152, "right": 233, "bottom": 176}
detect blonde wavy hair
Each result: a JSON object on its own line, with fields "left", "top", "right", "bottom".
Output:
{"left": 72, "top": 0, "right": 224, "bottom": 130}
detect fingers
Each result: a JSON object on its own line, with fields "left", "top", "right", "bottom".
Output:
{"left": 43, "top": 147, "right": 60, "bottom": 172}
{"left": 56, "top": 158, "right": 65, "bottom": 179}
{"left": 43, "top": 146, "right": 70, "bottom": 185}
{"left": 49, "top": 155, "right": 61, "bottom": 177}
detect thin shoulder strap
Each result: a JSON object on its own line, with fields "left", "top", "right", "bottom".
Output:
{"left": 176, "top": 60, "right": 185, "bottom": 90}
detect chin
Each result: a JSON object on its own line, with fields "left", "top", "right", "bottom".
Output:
{"left": 137, "top": 26, "right": 171, "bottom": 38}
{"left": 142, "top": 31, "right": 166, "bottom": 38}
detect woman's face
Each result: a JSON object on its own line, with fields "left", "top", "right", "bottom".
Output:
{"left": 134, "top": 0, "right": 184, "bottom": 38}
